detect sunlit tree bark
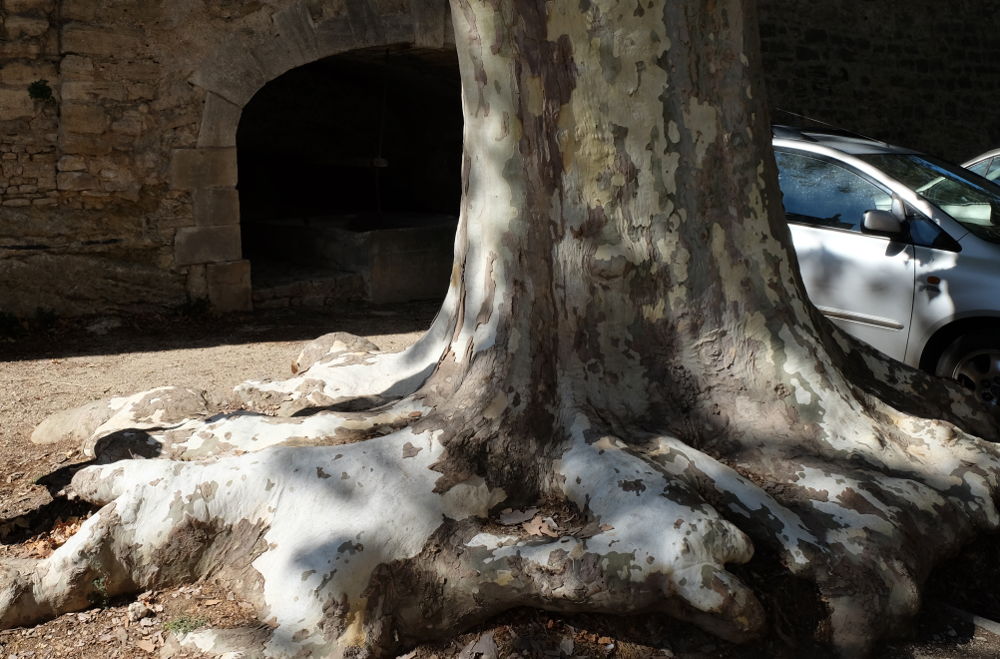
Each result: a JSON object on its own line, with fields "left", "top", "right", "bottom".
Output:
{"left": 5, "top": 0, "right": 998, "bottom": 657}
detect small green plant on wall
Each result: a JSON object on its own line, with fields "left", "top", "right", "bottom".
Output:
{"left": 27, "top": 79, "right": 53, "bottom": 102}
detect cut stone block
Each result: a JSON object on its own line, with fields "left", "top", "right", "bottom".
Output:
{"left": 61, "top": 103, "right": 108, "bottom": 134}
{"left": 56, "top": 171, "right": 97, "bottom": 191}
{"left": 5, "top": 0, "right": 57, "bottom": 12}
{"left": 5, "top": 16, "right": 50, "bottom": 38}
{"left": 196, "top": 93, "right": 241, "bottom": 148}
{"left": 207, "top": 260, "right": 252, "bottom": 311}
{"left": 0, "top": 89, "right": 35, "bottom": 120}
{"left": 174, "top": 225, "right": 242, "bottom": 266}
{"left": 170, "top": 148, "right": 237, "bottom": 190}
{"left": 62, "top": 23, "right": 143, "bottom": 56}
{"left": 193, "top": 187, "right": 239, "bottom": 226}
{"left": 0, "top": 61, "right": 57, "bottom": 85}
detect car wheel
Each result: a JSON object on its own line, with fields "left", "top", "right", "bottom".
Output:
{"left": 935, "top": 333, "right": 1000, "bottom": 405}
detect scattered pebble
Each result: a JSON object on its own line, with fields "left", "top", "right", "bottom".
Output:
{"left": 126, "top": 601, "right": 151, "bottom": 622}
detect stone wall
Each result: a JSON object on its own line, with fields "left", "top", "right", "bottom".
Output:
{"left": 0, "top": 0, "right": 454, "bottom": 317}
{"left": 758, "top": 0, "right": 1000, "bottom": 162}
{"left": 0, "top": 0, "right": 998, "bottom": 317}
{"left": 0, "top": 0, "right": 213, "bottom": 316}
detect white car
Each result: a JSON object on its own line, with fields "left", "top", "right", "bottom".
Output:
{"left": 774, "top": 126, "right": 1000, "bottom": 404}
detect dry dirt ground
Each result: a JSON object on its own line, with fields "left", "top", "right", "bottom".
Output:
{"left": 1, "top": 302, "right": 999, "bottom": 658}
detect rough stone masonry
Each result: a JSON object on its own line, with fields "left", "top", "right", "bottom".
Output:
{"left": 1, "top": 0, "right": 999, "bottom": 316}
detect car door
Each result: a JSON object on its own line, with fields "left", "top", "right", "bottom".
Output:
{"left": 775, "top": 149, "right": 916, "bottom": 362}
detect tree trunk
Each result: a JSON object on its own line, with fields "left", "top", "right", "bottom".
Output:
{"left": 4, "top": 0, "right": 999, "bottom": 657}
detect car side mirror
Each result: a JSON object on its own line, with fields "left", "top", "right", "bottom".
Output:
{"left": 862, "top": 209, "right": 904, "bottom": 236}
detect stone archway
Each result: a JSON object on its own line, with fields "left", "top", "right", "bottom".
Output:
{"left": 237, "top": 46, "right": 461, "bottom": 309}
{"left": 170, "top": 0, "right": 454, "bottom": 311}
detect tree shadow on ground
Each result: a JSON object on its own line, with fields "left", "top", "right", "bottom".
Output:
{"left": 0, "top": 301, "right": 441, "bottom": 362}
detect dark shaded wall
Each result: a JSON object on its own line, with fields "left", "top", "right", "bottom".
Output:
{"left": 237, "top": 48, "right": 461, "bottom": 226}
{"left": 758, "top": 0, "right": 1000, "bottom": 162}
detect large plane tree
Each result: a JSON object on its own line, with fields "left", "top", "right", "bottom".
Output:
{"left": 4, "top": 0, "right": 999, "bottom": 656}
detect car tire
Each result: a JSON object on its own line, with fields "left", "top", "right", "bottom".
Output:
{"left": 935, "top": 332, "right": 1000, "bottom": 405}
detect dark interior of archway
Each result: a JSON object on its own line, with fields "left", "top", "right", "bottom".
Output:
{"left": 236, "top": 46, "right": 462, "bottom": 306}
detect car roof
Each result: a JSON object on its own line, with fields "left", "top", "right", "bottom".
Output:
{"left": 772, "top": 125, "right": 918, "bottom": 156}
{"left": 963, "top": 148, "right": 1000, "bottom": 167}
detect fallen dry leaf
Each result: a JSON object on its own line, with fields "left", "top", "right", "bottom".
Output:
{"left": 499, "top": 507, "right": 537, "bottom": 525}
{"left": 522, "top": 515, "right": 559, "bottom": 537}
{"left": 14, "top": 516, "right": 90, "bottom": 558}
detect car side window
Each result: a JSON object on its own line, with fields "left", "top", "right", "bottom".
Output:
{"left": 967, "top": 157, "right": 992, "bottom": 177}
{"left": 907, "top": 208, "right": 962, "bottom": 252}
{"left": 987, "top": 158, "right": 1000, "bottom": 182}
{"left": 775, "top": 150, "right": 893, "bottom": 232}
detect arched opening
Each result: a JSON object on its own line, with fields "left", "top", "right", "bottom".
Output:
{"left": 236, "top": 45, "right": 462, "bottom": 308}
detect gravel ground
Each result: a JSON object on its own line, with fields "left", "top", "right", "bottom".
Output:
{"left": 0, "top": 302, "right": 998, "bottom": 658}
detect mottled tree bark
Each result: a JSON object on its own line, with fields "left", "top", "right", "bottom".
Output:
{"left": 4, "top": 0, "right": 999, "bottom": 657}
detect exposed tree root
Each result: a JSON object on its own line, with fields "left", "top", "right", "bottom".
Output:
{"left": 236, "top": 298, "right": 459, "bottom": 416}
{"left": 7, "top": 356, "right": 1000, "bottom": 659}
{"left": 826, "top": 329, "right": 999, "bottom": 442}
{"left": 2, "top": 403, "right": 767, "bottom": 655}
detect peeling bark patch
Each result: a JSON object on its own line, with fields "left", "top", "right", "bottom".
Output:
{"left": 193, "top": 481, "right": 217, "bottom": 502}
{"left": 682, "top": 98, "right": 719, "bottom": 166}
{"left": 402, "top": 442, "right": 422, "bottom": 458}
{"left": 838, "top": 488, "right": 886, "bottom": 520}
{"left": 618, "top": 479, "right": 646, "bottom": 495}
{"left": 316, "top": 467, "right": 331, "bottom": 479}
{"left": 337, "top": 541, "right": 364, "bottom": 555}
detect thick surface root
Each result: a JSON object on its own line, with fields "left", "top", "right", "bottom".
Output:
{"left": 11, "top": 329, "right": 1000, "bottom": 658}
{"left": 7, "top": 390, "right": 776, "bottom": 657}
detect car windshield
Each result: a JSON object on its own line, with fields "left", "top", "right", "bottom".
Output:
{"left": 857, "top": 153, "right": 1000, "bottom": 243}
